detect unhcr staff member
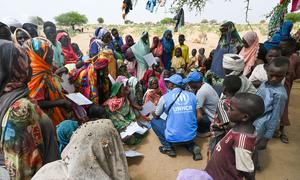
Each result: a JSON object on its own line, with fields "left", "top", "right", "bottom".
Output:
{"left": 151, "top": 74, "right": 202, "bottom": 161}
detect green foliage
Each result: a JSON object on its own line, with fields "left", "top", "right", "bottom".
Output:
{"left": 55, "top": 11, "right": 88, "bottom": 27}
{"left": 97, "top": 17, "right": 104, "bottom": 24}
{"left": 160, "top": 18, "right": 175, "bottom": 25}
{"left": 37, "top": 16, "right": 44, "bottom": 25}
{"left": 201, "top": 19, "right": 208, "bottom": 23}
{"left": 124, "top": 20, "right": 134, "bottom": 24}
{"left": 285, "top": 13, "right": 300, "bottom": 23}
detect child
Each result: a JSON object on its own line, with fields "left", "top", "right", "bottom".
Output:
{"left": 141, "top": 57, "right": 162, "bottom": 89}
{"left": 249, "top": 47, "right": 282, "bottom": 88}
{"left": 124, "top": 49, "right": 137, "bottom": 77}
{"left": 143, "top": 76, "right": 162, "bottom": 106}
{"left": 188, "top": 49, "right": 198, "bottom": 70}
{"left": 111, "top": 28, "right": 124, "bottom": 47}
{"left": 254, "top": 57, "right": 289, "bottom": 150}
{"left": 205, "top": 49, "right": 215, "bottom": 71}
{"left": 171, "top": 47, "right": 186, "bottom": 72}
{"left": 113, "top": 42, "right": 124, "bottom": 60}
{"left": 198, "top": 48, "right": 207, "bottom": 74}
{"left": 208, "top": 75, "right": 242, "bottom": 159}
{"left": 205, "top": 93, "right": 265, "bottom": 180}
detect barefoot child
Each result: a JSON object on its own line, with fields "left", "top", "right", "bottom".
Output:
{"left": 254, "top": 57, "right": 289, "bottom": 154}
{"left": 188, "top": 49, "right": 198, "bottom": 70}
{"left": 205, "top": 93, "right": 265, "bottom": 180}
{"left": 171, "top": 47, "right": 186, "bottom": 72}
{"left": 208, "top": 75, "right": 242, "bottom": 159}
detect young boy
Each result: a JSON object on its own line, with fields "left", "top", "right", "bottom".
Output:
{"left": 111, "top": 28, "right": 124, "bottom": 47}
{"left": 198, "top": 48, "right": 207, "bottom": 74}
{"left": 254, "top": 57, "right": 289, "bottom": 150}
{"left": 249, "top": 47, "right": 282, "bottom": 88}
{"left": 188, "top": 49, "right": 198, "bottom": 70}
{"left": 208, "top": 75, "right": 242, "bottom": 158}
{"left": 171, "top": 47, "right": 186, "bottom": 72}
{"left": 174, "top": 34, "right": 189, "bottom": 64}
{"left": 205, "top": 93, "right": 265, "bottom": 180}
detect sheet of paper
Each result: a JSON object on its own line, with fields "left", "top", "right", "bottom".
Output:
{"left": 143, "top": 53, "right": 157, "bottom": 67}
{"left": 120, "top": 122, "right": 149, "bottom": 139}
{"left": 65, "top": 93, "right": 93, "bottom": 106}
{"left": 65, "top": 63, "right": 76, "bottom": 72}
{"left": 160, "top": 113, "right": 168, "bottom": 120}
{"left": 108, "top": 74, "right": 116, "bottom": 84}
{"left": 61, "top": 74, "right": 75, "bottom": 93}
{"left": 140, "top": 101, "right": 156, "bottom": 116}
{"left": 125, "top": 150, "right": 144, "bottom": 158}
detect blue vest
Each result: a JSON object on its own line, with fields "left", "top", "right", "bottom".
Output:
{"left": 163, "top": 88, "right": 198, "bottom": 142}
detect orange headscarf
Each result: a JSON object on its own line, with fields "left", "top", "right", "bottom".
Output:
{"left": 27, "top": 37, "right": 67, "bottom": 126}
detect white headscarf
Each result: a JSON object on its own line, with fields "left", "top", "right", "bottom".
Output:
{"left": 0, "top": 17, "right": 22, "bottom": 28}
{"left": 223, "top": 53, "right": 245, "bottom": 76}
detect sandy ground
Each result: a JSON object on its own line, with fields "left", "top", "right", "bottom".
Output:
{"left": 72, "top": 30, "right": 300, "bottom": 180}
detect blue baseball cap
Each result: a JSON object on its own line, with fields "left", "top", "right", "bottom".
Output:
{"left": 164, "top": 74, "right": 183, "bottom": 86}
{"left": 183, "top": 71, "right": 203, "bottom": 84}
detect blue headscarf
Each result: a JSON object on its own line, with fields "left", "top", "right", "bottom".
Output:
{"left": 161, "top": 30, "right": 174, "bottom": 54}
{"left": 56, "top": 120, "right": 79, "bottom": 155}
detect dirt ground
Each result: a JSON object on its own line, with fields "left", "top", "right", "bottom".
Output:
{"left": 72, "top": 30, "right": 300, "bottom": 180}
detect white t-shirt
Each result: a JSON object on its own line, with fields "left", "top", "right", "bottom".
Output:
{"left": 249, "top": 64, "right": 267, "bottom": 82}
{"left": 196, "top": 83, "right": 219, "bottom": 121}
{"left": 249, "top": 64, "right": 285, "bottom": 85}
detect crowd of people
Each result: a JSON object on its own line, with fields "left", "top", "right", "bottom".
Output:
{"left": 0, "top": 18, "right": 300, "bottom": 180}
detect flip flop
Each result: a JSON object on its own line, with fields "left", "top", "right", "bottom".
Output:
{"left": 280, "top": 133, "right": 289, "bottom": 144}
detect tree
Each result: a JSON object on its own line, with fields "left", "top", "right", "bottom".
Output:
{"left": 125, "top": 20, "right": 134, "bottom": 24}
{"left": 97, "top": 17, "right": 104, "bottom": 24}
{"left": 37, "top": 16, "right": 44, "bottom": 25}
{"left": 209, "top": 19, "right": 218, "bottom": 24}
{"left": 260, "top": 20, "right": 267, "bottom": 24}
{"left": 160, "top": 18, "right": 175, "bottom": 25}
{"left": 55, "top": 11, "right": 88, "bottom": 30}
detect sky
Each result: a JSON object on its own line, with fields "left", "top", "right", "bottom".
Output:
{"left": 0, "top": 0, "right": 283, "bottom": 25}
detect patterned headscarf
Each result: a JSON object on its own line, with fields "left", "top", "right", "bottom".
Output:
{"left": 219, "top": 21, "right": 243, "bottom": 49}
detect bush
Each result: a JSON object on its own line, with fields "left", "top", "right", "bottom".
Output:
{"left": 160, "top": 18, "right": 175, "bottom": 25}
{"left": 285, "top": 13, "right": 300, "bottom": 23}
{"left": 209, "top": 19, "right": 218, "bottom": 24}
{"left": 97, "top": 17, "right": 104, "bottom": 24}
{"left": 201, "top": 19, "right": 208, "bottom": 23}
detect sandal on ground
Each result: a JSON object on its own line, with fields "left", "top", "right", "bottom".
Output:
{"left": 280, "top": 133, "right": 289, "bottom": 144}
{"left": 159, "top": 146, "right": 177, "bottom": 157}
{"left": 191, "top": 145, "right": 203, "bottom": 161}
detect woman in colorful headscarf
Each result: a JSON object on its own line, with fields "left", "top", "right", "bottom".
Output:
{"left": 131, "top": 32, "right": 150, "bottom": 80}
{"left": 121, "top": 35, "right": 135, "bottom": 53}
{"left": 210, "top": 21, "right": 243, "bottom": 78}
{"left": 89, "top": 28, "right": 114, "bottom": 57}
{"left": 56, "top": 32, "right": 78, "bottom": 65}
{"left": 27, "top": 37, "right": 74, "bottom": 126}
{"left": 103, "top": 83, "right": 143, "bottom": 145}
{"left": 239, "top": 31, "right": 260, "bottom": 76}
{"left": 70, "top": 56, "right": 110, "bottom": 105}
{"left": 56, "top": 120, "right": 79, "bottom": 156}
{"left": 32, "top": 119, "right": 129, "bottom": 180}
{"left": 161, "top": 30, "right": 175, "bottom": 70}
{"left": 0, "top": 40, "right": 58, "bottom": 179}
{"left": 13, "top": 28, "right": 31, "bottom": 46}
{"left": 151, "top": 36, "right": 163, "bottom": 62}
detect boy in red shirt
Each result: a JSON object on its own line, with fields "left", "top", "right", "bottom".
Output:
{"left": 205, "top": 93, "right": 265, "bottom": 180}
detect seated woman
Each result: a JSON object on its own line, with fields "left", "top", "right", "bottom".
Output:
{"left": 70, "top": 56, "right": 110, "bottom": 105}
{"left": 143, "top": 76, "right": 162, "bottom": 106}
{"left": 0, "top": 40, "right": 58, "bottom": 179}
{"left": 27, "top": 37, "right": 78, "bottom": 127}
{"left": 141, "top": 57, "right": 162, "bottom": 89}
{"left": 103, "top": 82, "right": 143, "bottom": 144}
{"left": 56, "top": 32, "right": 78, "bottom": 65}
{"left": 32, "top": 119, "right": 130, "bottom": 180}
